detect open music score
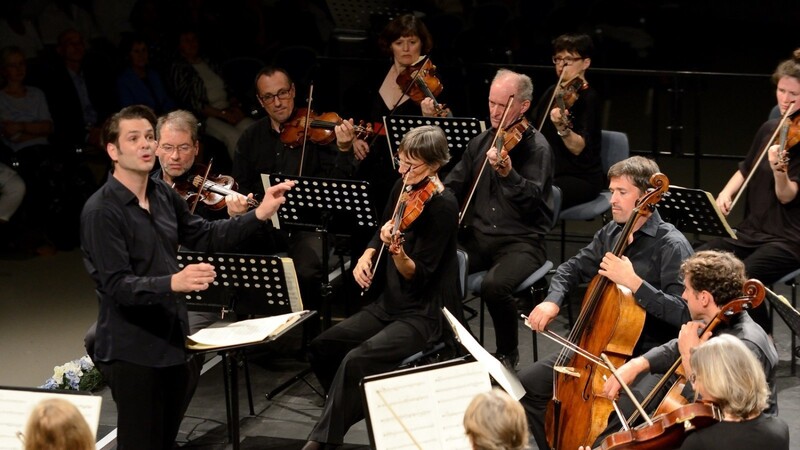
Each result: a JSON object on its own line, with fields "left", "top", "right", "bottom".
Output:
{"left": 361, "top": 360, "right": 491, "bottom": 450}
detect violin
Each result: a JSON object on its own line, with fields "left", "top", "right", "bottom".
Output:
{"left": 493, "top": 116, "right": 530, "bottom": 155}
{"left": 388, "top": 177, "right": 442, "bottom": 254}
{"left": 597, "top": 402, "right": 722, "bottom": 450}
{"left": 774, "top": 111, "right": 800, "bottom": 172}
{"left": 554, "top": 76, "right": 588, "bottom": 130}
{"left": 546, "top": 173, "right": 669, "bottom": 450}
{"left": 172, "top": 164, "right": 256, "bottom": 212}
{"left": 280, "top": 107, "right": 375, "bottom": 148}
{"left": 395, "top": 57, "right": 452, "bottom": 117}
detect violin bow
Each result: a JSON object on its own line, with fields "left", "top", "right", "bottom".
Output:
{"left": 298, "top": 81, "right": 315, "bottom": 176}
{"left": 729, "top": 101, "right": 796, "bottom": 211}
{"left": 458, "top": 94, "right": 514, "bottom": 225}
{"left": 537, "top": 67, "right": 568, "bottom": 131}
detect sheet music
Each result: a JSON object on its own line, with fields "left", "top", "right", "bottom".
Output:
{"left": 186, "top": 311, "right": 305, "bottom": 350}
{"left": 0, "top": 389, "right": 102, "bottom": 450}
{"left": 260, "top": 173, "right": 281, "bottom": 229}
{"left": 363, "top": 361, "right": 491, "bottom": 450}
{"left": 442, "top": 307, "right": 526, "bottom": 400}
{"left": 281, "top": 258, "right": 304, "bottom": 312}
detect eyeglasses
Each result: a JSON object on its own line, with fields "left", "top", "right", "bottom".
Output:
{"left": 160, "top": 144, "right": 193, "bottom": 154}
{"left": 552, "top": 56, "right": 584, "bottom": 66}
{"left": 393, "top": 155, "right": 425, "bottom": 171}
{"left": 258, "top": 88, "right": 292, "bottom": 104}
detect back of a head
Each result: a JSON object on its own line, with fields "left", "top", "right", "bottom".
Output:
{"left": 463, "top": 389, "right": 529, "bottom": 450}
{"left": 23, "top": 398, "right": 94, "bottom": 450}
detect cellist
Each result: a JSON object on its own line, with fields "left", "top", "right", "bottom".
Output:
{"left": 520, "top": 156, "right": 693, "bottom": 449}
{"left": 602, "top": 251, "right": 778, "bottom": 428}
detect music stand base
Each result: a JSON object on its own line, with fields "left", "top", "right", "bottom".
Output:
{"left": 266, "top": 367, "right": 323, "bottom": 400}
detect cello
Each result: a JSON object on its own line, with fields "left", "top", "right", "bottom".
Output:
{"left": 546, "top": 173, "right": 670, "bottom": 450}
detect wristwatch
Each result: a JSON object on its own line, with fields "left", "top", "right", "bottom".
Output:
{"left": 557, "top": 128, "right": 571, "bottom": 137}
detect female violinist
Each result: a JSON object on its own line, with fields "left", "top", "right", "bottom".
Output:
{"left": 532, "top": 33, "right": 604, "bottom": 209}
{"left": 677, "top": 335, "right": 788, "bottom": 450}
{"left": 520, "top": 156, "right": 693, "bottom": 450}
{"left": 302, "top": 126, "right": 460, "bottom": 450}
{"left": 600, "top": 251, "right": 778, "bottom": 442}
{"left": 701, "top": 48, "right": 800, "bottom": 335}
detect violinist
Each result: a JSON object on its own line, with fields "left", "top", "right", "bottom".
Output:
{"left": 232, "top": 66, "right": 358, "bottom": 316}
{"left": 302, "top": 126, "right": 460, "bottom": 450}
{"left": 674, "top": 335, "right": 787, "bottom": 450}
{"left": 600, "top": 251, "right": 778, "bottom": 443}
{"left": 445, "top": 68, "right": 555, "bottom": 370}
{"left": 700, "top": 49, "right": 800, "bottom": 335}
{"left": 520, "top": 156, "right": 692, "bottom": 450}
{"left": 533, "top": 33, "right": 604, "bottom": 209}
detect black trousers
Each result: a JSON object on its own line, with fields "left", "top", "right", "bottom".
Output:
{"left": 518, "top": 352, "right": 664, "bottom": 449}
{"left": 699, "top": 238, "right": 800, "bottom": 333}
{"left": 96, "top": 359, "right": 191, "bottom": 450}
{"left": 307, "top": 310, "right": 428, "bottom": 445}
{"left": 460, "top": 229, "right": 547, "bottom": 355}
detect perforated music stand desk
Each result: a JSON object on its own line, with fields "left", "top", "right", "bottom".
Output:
{"left": 384, "top": 115, "right": 485, "bottom": 175}
{"left": 326, "top": 0, "right": 409, "bottom": 35}
{"left": 178, "top": 251, "right": 307, "bottom": 449}
{"left": 658, "top": 185, "right": 737, "bottom": 239}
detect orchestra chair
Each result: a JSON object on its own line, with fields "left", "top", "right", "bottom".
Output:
{"left": 398, "top": 248, "right": 469, "bottom": 367}
{"left": 772, "top": 267, "right": 800, "bottom": 375}
{"left": 466, "top": 186, "right": 562, "bottom": 362}
{"left": 558, "top": 130, "right": 630, "bottom": 263}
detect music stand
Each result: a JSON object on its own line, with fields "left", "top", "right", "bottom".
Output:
{"left": 384, "top": 115, "right": 485, "bottom": 175}
{"left": 658, "top": 185, "right": 737, "bottom": 239}
{"left": 325, "top": 0, "right": 409, "bottom": 35}
{"left": 266, "top": 174, "right": 377, "bottom": 399}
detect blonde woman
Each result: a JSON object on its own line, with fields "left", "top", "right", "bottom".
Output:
{"left": 464, "top": 388, "right": 529, "bottom": 450}
{"left": 22, "top": 398, "right": 94, "bottom": 450}
{"left": 678, "top": 334, "right": 789, "bottom": 450}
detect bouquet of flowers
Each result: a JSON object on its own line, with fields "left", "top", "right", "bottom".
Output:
{"left": 40, "top": 355, "right": 104, "bottom": 391}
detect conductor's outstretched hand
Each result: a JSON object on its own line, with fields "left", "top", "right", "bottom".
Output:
{"left": 255, "top": 180, "right": 296, "bottom": 221}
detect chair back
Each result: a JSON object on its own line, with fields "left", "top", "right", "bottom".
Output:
{"left": 456, "top": 249, "right": 469, "bottom": 300}
{"left": 600, "top": 130, "right": 631, "bottom": 173}
{"left": 549, "top": 185, "right": 562, "bottom": 230}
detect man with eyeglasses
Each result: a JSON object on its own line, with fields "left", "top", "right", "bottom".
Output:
{"left": 596, "top": 251, "right": 778, "bottom": 444}
{"left": 445, "top": 68, "right": 555, "bottom": 370}
{"left": 232, "top": 66, "right": 359, "bottom": 327}
{"left": 532, "top": 33, "right": 604, "bottom": 210}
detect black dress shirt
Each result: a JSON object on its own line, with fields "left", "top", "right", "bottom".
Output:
{"left": 548, "top": 210, "right": 693, "bottom": 353}
{"left": 81, "top": 174, "right": 265, "bottom": 367}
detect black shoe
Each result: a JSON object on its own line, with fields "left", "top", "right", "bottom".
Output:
{"left": 493, "top": 349, "right": 519, "bottom": 371}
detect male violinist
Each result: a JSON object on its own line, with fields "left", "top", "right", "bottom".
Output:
{"left": 519, "top": 156, "right": 693, "bottom": 450}
{"left": 80, "top": 105, "right": 294, "bottom": 449}
{"left": 601, "top": 250, "right": 778, "bottom": 425}
{"left": 532, "top": 33, "right": 604, "bottom": 210}
{"left": 232, "top": 66, "right": 359, "bottom": 319}
{"left": 445, "top": 68, "right": 555, "bottom": 370}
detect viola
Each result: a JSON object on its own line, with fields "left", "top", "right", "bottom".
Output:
{"left": 172, "top": 164, "right": 256, "bottom": 212}
{"left": 388, "top": 177, "right": 442, "bottom": 254}
{"left": 597, "top": 402, "right": 722, "bottom": 450}
{"left": 554, "top": 76, "right": 588, "bottom": 130}
{"left": 280, "top": 107, "right": 375, "bottom": 148}
{"left": 395, "top": 57, "right": 452, "bottom": 117}
{"left": 546, "top": 173, "right": 669, "bottom": 450}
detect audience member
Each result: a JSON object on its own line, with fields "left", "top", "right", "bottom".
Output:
{"left": 21, "top": 398, "right": 94, "bottom": 450}
{"left": 0, "top": 1, "right": 44, "bottom": 60}
{"left": 116, "top": 34, "right": 176, "bottom": 114}
{"left": 81, "top": 105, "right": 293, "bottom": 449}
{"left": 463, "top": 388, "right": 529, "bottom": 450}
{"left": 0, "top": 161, "right": 25, "bottom": 224}
{"left": 445, "top": 68, "right": 555, "bottom": 369}
{"left": 302, "top": 125, "right": 460, "bottom": 450}
{"left": 37, "top": 0, "right": 101, "bottom": 47}
{"left": 168, "top": 29, "right": 254, "bottom": 160}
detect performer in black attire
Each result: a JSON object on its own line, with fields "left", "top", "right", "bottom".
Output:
{"left": 701, "top": 49, "right": 800, "bottom": 334}
{"left": 302, "top": 125, "right": 460, "bottom": 450}
{"left": 80, "top": 105, "right": 293, "bottom": 450}
{"left": 532, "top": 33, "right": 603, "bottom": 209}
{"left": 445, "top": 68, "right": 555, "bottom": 369}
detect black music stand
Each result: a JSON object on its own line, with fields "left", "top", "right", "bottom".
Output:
{"left": 658, "top": 185, "right": 737, "bottom": 239}
{"left": 384, "top": 115, "right": 485, "bottom": 175}
{"left": 326, "top": 0, "right": 409, "bottom": 35}
{"left": 177, "top": 251, "right": 305, "bottom": 450}
{"left": 265, "top": 174, "right": 377, "bottom": 399}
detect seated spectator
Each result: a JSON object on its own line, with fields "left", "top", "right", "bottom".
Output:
{"left": 463, "top": 389, "right": 529, "bottom": 450}
{"left": 0, "top": 1, "right": 44, "bottom": 61}
{"left": 37, "top": 0, "right": 101, "bottom": 47}
{"left": 168, "top": 29, "right": 254, "bottom": 160}
{"left": 116, "top": 34, "right": 175, "bottom": 114}
{"left": 20, "top": 398, "right": 95, "bottom": 450}
{"left": 0, "top": 161, "right": 24, "bottom": 224}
